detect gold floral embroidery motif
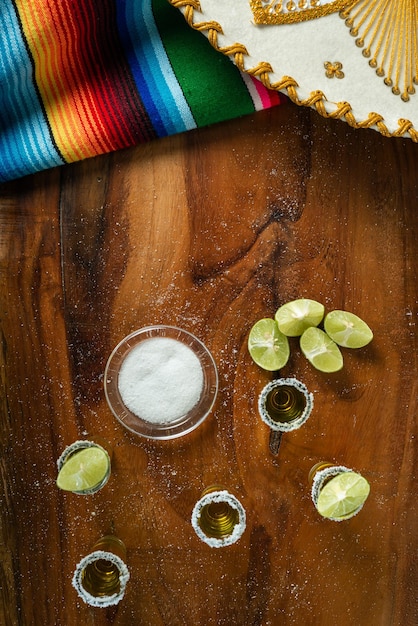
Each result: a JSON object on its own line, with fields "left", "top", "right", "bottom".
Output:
{"left": 250, "top": 0, "right": 353, "bottom": 24}
{"left": 324, "top": 61, "right": 345, "bottom": 78}
{"left": 341, "top": 0, "right": 418, "bottom": 101}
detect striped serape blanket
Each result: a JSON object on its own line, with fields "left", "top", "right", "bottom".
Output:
{"left": 0, "top": 0, "right": 285, "bottom": 183}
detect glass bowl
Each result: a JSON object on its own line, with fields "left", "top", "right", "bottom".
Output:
{"left": 104, "top": 326, "right": 218, "bottom": 440}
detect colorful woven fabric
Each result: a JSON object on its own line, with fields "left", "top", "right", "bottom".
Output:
{"left": 0, "top": 0, "right": 285, "bottom": 183}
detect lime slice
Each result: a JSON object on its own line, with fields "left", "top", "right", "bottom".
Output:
{"left": 275, "top": 299, "right": 325, "bottom": 336}
{"left": 300, "top": 327, "right": 343, "bottom": 372}
{"left": 324, "top": 310, "right": 373, "bottom": 348}
{"left": 248, "top": 318, "right": 290, "bottom": 371}
{"left": 316, "top": 472, "right": 370, "bottom": 519}
{"left": 57, "top": 447, "right": 110, "bottom": 493}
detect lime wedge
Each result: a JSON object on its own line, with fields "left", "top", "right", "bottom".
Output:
{"left": 300, "top": 327, "right": 343, "bottom": 372}
{"left": 275, "top": 299, "right": 325, "bottom": 336}
{"left": 316, "top": 472, "right": 370, "bottom": 519}
{"left": 248, "top": 318, "right": 290, "bottom": 371}
{"left": 57, "top": 447, "right": 110, "bottom": 493}
{"left": 324, "top": 310, "right": 373, "bottom": 348}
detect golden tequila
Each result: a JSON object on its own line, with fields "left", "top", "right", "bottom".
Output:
{"left": 258, "top": 377, "right": 313, "bottom": 432}
{"left": 191, "top": 486, "right": 246, "bottom": 548}
{"left": 308, "top": 462, "right": 334, "bottom": 484}
{"left": 265, "top": 384, "right": 306, "bottom": 422}
{"left": 72, "top": 535, "right": 130, "bottom": 607}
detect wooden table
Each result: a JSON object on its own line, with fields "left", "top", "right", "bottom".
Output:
{"left": 1, "top": 102, "right": 417, "bottom": 625}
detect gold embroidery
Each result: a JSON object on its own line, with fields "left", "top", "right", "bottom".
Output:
{"left": 167, "top": 0, "right": 418, "bottom": 142}
{"left": 341, "top": 0, "right": 418, "bottom": 101}
{"left": 250, "top": 0, "right": 352, "bottom": 24}
{"left": 325, "top": 61, "right": 345, "bottom": 78}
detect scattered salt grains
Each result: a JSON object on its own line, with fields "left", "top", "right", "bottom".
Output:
{"left": 118, "top": 337, "right": 204, "bottom": 424}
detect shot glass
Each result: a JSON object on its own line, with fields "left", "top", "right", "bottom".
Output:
{"left": 72, "top": 535, "right": 130, "bottom": 607}
{"left": 191, "top": 486, "right": 246, "bottom": 548}
{"left": 309, "top": 462, "right": 371, "bottom": 521}
{"left": 258, "top": 377, "right": 313, "bottom": 454}
{"left": 56, "top": 439, "right": 112, "bottom": 495}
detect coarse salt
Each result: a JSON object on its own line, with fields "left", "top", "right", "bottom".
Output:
{"left": 118, "top": 337, "right": 204, "bottom": 424}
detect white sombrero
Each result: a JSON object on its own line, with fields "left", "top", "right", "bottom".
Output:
{"left": 169, "top": 0, "right": 418, "bottom": 141}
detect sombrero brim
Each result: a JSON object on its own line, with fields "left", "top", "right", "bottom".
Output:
{"left": 169, "top": 1, "right": 418, "bottom": 142}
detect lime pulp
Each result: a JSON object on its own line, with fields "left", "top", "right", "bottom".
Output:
{"left": 324, "top": 310, "right": 373, "bottom": 348}
{"left": 300, "top": 326, "right": 343, "bottom": 373}
{"left": 316, "top": 471, "right": 370, "bottom": 519}
{"left": 56, "top": 446, "right": 110, "bottom": 493}
{"left": 248, "top": 318, "right": 290, "bottom": 371}
{"left": 275, "top": 298, "right": 324, "bottom": 337}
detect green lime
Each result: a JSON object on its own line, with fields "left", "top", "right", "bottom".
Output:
{"left": 248, "top": 318, "right": 290, "bottom": 371}
{"left": 56, "top": 446, "right": 110, "bottom": 493}
{"left": 316, "top": 471, "right": 370, "bottom": 519}
{"left": 275, "top": 299, "right": 325, "bottom": 336}
{"left": 300, "top": 326, "right": 343, "bottom": 372}
{"left": 324, "top": 310, "right": 373, "bottom": 348}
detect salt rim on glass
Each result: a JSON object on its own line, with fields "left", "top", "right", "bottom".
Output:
{"left": 258, "top": 377, "right": 314, "bottom": 432}
{"left": 72, "top": 550, "right": 130, "bottom": 608}
{"left": 104, "top": 326, "right": 218, "bottom": 440}
{"left": 310, "top": 464, "right": 369, "bottom": 522}
{"left": 56, "top": 439, "right": 111, "bottom": 495}
{"left": 191, "top": 489, "right": 247, "bottom": 548}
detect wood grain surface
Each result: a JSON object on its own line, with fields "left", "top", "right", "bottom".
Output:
{"left": 1, "top": 102, "right": 417, "bottom": 625}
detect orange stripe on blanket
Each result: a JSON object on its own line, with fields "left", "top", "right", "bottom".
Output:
{"left": 15, "top": 1, "right": 111, "bottom": 162}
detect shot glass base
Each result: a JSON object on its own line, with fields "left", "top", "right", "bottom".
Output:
{"left": 311, "top": 465, "right": 366, "bottom": 522}
{"left": 258, "top": 377, "right": 313, "bottom": 432}
{"left": 191, "top": 490, "right": 246, "bottom": 548}
{"left": 56, "top": 440, "right": 111, "bottom": 495}
{"left": 72, "top": 550, "right": 130, "bottom": 607}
